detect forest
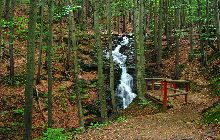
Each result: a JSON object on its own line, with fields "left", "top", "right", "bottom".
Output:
{"left": 0, "top": 0, "right": 219, "bottom": 139}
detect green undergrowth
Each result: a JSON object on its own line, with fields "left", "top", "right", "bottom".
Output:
{"left": 137, "top": 98, "right": 163, "bottom": 112}
{"left": 2, "top": 74, "right": 26, "bottom": 86}
{"left": 34, "top": 128, "right": 71, "bottom": 140}
{"left": 34, "top": 116, "right": 127, "bottom": 140}
{"left": 88, "top": 116, "right": 127, "bottom": 129}
{"left": 138, "top": 98, "right": 162, "bottom": 111}
{"left": 203, "top": 103, "right": 220, "bottom": 125}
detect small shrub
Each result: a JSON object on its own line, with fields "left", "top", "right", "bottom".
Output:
{"left": 88, "top": 122, "right": 104, "bottom": 129}
{"left": 59, "top": 85, "right": 66, "bottom": 91}
{"left": 35, "top": 128, "right": 71, "bottom": 140}
{"left": 11, "top": 122, "right": 23, "bottom": 127}
{"left": 13, "top": 108, "right": 24, "bottom": 116}
{"left": 88, "top": 121, "right": 112, "bottom": 129}
{"left": 138, "top": 99, "right": 153, "bottom": 107}
{"left": 69, "top": 95, "right": 76, "bottom": 102}
{"left": 115, "top": 116, "right": 127, "bottom": 122}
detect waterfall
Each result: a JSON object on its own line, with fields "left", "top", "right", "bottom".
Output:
{"left": 107, "top": 36, "right": 137, "bottom": 109}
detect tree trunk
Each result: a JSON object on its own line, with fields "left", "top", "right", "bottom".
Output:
{"left": 77, "top": 0, "right": 84, "bottom": 30}
{"left": 157, "top": 0, "right": 163, "bottom": 68}
{"left": 134, "top": 0, "right": 144, "bottom": 98}
{"left": 180, "top": 0, "right": 186, "bottom": 28}
{"left": 214, "top": 0, "right": 220, "bottom": 50}
{"left": 86, "top": 0, "right": 90, "bottom": 18}
{"left": 94, "top": 0, "right": 108, "bottom": 122}
{"left": 8, "top": 0, "right": 15, "bottom": 85}
{"left": 122, "top": 11, "right": 126, "bottom": 33}
{"left": 140, "top": 0, "right": 146, "bottom": 97}
{"left": 36, "top": 0, "right": 45, "bottom": 85}
{"left": 197, "top": 0, "right": 205, "bottom": 64}
{"left": 4, "top": 0, "right": 10, "bottom": 20}
{"left": 0, "top": 0, "right": 3, "bottom": 61}
{"left": 69, "top": 0, "right": 85, "bottom": 128}
{"left": 66, "top": 17, "right": 71, "bottom": 70}
{"left": 189, "top": 0, "right": 193, "bottom": 61}
{"left": 154, "top": 1, "right": 158, "bottom": 54}
{"left": 174, "top": 0, "right": 180, "bottom": 80}
{"left": 47, "top": 0, "right": 54, "bottom": 128}
{"left": 107, "top": 0, "right": 116, "bottom": 113}
{"left": 165, "top": 0, "right": 170, "bottom": 47}
{"left": 24, "top": 0, "right": 37, "bottom": 139}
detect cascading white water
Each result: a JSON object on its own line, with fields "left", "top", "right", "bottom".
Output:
{"left": 107, "top": 36, "right": 136, "bottom": 109}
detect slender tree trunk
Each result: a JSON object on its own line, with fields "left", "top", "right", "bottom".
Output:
{"left": 157, "top": 0, "right": 163, "bottom": 68}
{"left": 214, "top": 0, "right": 220, "bottom": 50}
{"left": 9, "top": 0, "right": 15, "bottom": 85}
{"left": 196, "top": 0, "right": 205, "bottom": 63}
{"left": 143, "top": 1, "right": 147, "bottom": 35}
{"left": 23, "top": 0, "right": 37, "bottom": 139}
{"left": 169, "top": 0, "right": 174, "bottom": 44}
{"left": 69, "top": 0, "right": 85, "bottom": 128}
{"left": 165, "top": 0, "right": 170, "bottom": 47}
{"left": 47, "top": 0, "right": 54, "bottom": 128}
{"left": 205, "top": 0, "right": 209, "bottom": 53}
{"left": 180, "top": 0, "right": 186, "bottom": 28}
{"left": 78, "top": 0, "right": 84, "bottom": 30}
{"left": 189, "top": 0, "right": 193, "bottom": 61}
{"left": 36, "top": 0, "right": 45, "bottom": 85}
{"left": 154, "top": 1, "right": 158, "bottom": 53}
{"left": 66, "top": 17, "right": 71, "bottom": 70}
{"left": 107, "top": 0, "right": 116, "bottom": 113}
{"left": 86, "top": 0, "right": 90, "bottom": 18}
{"left": 0, "top": 0, "right": 3, "bottom": 61}
{"left": 117, "top": 14, "right": 120, "bottom": 34}
{"left": 94, "top": 0, "right": 108, "bottom": 122}
{"left": 174, "top": 0, "right": 180, "bottom": 79}
{"left": 4, "top": 0, "right": 10, "bottom": 20}
{"left": 122, "top": 11, "right": 126, "bottom": 33}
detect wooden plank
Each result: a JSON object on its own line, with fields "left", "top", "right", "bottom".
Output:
{"left": 145, "top": 77, "right": 165, "bottom": 80}
{"left": 148, "top": 83, "right": 162, "bottom": 85}
{"left": 167, "top": 87, "right": 188, "bottom": 93}
{"left": 166, "top": 79, "right": 190, "bottom": 83}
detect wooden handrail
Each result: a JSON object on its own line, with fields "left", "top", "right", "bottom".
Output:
{"left": 145, "top": 78, "right": 166, "bottom": 80}
{"left": 167, "top": 87, "right": 187, "bottom": 93}
{"left": 166, "top": 79, "right": 190, "bottom": 83}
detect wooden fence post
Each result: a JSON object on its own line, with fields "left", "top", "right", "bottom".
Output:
{"left": 184, "top": 83, "right": 189, "bottom": 103}
{"left": 163, "top": 80, "right": 168, "bottom": 112}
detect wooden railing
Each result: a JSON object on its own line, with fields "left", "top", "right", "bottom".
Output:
{"left": 145, "top": 78, "right": 190, "bottom": 112}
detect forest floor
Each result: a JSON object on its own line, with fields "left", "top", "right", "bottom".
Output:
{"left": 75, "top": 59, "right": 220, "bottom": 140}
